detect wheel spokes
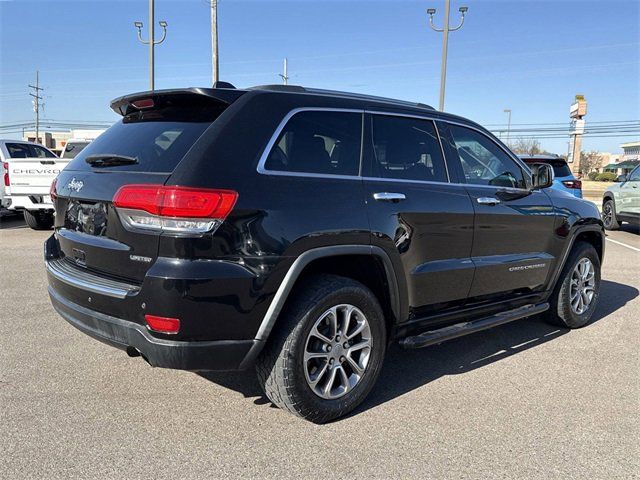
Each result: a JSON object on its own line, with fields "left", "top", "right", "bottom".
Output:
{"left": 322, "top": 366, "right": 339, "bottom": 396}
{"left": 345, "top": 354, "right": 364, "bottom": 375}
{"left": 308, "top": 361, "right": 330, "bottom": 388}
{"left": 304, "top": 303, "right": 373, "bottom": 400}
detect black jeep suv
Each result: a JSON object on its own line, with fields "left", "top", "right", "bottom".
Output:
{"left": 46, "top": 85, "right": 604, "bottom": 422}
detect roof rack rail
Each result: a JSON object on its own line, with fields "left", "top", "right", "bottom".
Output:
{"left": 247, "top": 84, "right": 435, "bottom": 110}
{"left": 305, "top": 88, "right": 435, "bottom": 110}
{"left": 248, "top": 84, "right": 306, "bottom": 93}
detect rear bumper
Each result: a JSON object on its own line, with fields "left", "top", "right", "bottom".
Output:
{"left": 49, "top": 286, "right": 261, "bottom": 371}
{"left": 8, "top": 194, "right": 53, "bottom": 210}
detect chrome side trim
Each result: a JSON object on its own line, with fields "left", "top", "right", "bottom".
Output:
{"left": 256, "top": 107, "right": 365, "bottom": 179}
{"left": 46, "top": 258, "right": 140, "bottom": 299}
{"left": 254, "top": 106, "right": 532, "bottom": 191}
{"left": 373, "top": 192, "right": 407, "bottom": 202}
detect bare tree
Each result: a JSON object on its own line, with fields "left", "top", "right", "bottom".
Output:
{"left": 508, "top": 138, "right": 543, "bottom": 155}
{"left": 579, "top": 151, "right": 604, "bottom": 174}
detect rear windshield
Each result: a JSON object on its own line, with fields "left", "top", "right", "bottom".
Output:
{"left": 65, "top": 107, "right": 221, "bottom": 172}
{"left": 62, "top": 141, "right": 90, "bottom": 159}
{"left": 523, "top": 158, "right": 572, "bottom": 177}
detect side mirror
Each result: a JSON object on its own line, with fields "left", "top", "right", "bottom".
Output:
{"left": 529, "top": 163, "right": 554, "bottom": 189}
{"left": 616, "top": 174, "right": 627, "bottom": 183}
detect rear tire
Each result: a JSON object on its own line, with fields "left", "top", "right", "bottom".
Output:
{"left": 545, "top": 242, "right": 601, "bottom": 329}
{"left": 23, "top": 210, "right": 53, "bottom": 230}
{"left": 255, "top": 274, "right": 386, "bottom": 423}
{"left": 602, "top": 199, "right": 620, "bottom": 230}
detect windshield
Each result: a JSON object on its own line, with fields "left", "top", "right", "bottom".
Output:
{"left": 63, "top": 142, "right": 90, "bottom": 159}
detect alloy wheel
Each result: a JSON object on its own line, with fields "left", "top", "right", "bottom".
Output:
{"left": 570, "top": 258, "right": 596, "bottom": 315}
{"left": 303, "top": 304, "right": 372, "bottom": 400}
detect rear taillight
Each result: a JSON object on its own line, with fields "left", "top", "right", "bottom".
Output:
{"left": 562, "top": 180, "right": 582, "bottom": 189}
{"left": 3, "top": 162, "right": 9, "bottom": 187}
{"left": 145, "top": 315, "right": 180, "bottom": 334}
{"left": 50, "top": 178, "right": 58, "bottom": 200}
{"left": 113, "top": 184, "right": 238, "bottom": 234}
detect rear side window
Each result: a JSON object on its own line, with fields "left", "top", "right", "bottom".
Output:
{"left": 264, "top": 111, "right": 362, "bottom": 176}
{"left": 65, "top": 105, "right": 224, "bottom": 172}
{"left": 370, "top": 115, "right": 447, "bottom": 183}
{"left": 449, "top": 124, "right": 526, "bottom": 189}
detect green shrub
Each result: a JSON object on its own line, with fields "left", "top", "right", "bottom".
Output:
{"left": 595, "top": 172, "right": 617, "bottom": 182}
{"left": 587, "top": 171, "right": 598, "bottom": 181}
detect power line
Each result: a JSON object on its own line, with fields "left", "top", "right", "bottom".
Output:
{"left": 28, "top": 71, "right": 43, "bottom": 144}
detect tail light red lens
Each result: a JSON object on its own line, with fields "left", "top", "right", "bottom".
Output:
{"left": 50, "top": 178, "right": 58, "bottom": 200}
{"left": 562, "top": 180, "right": 582, "bottom": 189}
{"left": 145, "top": 315, "right": 180, "bottom": 334}
{"left": 3, "top": 162, "right": 9, "bottom": 187}
{"left": 113, "top": 184, "right": 238, "bottom": 234}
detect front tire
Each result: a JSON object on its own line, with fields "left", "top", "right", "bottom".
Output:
{"left": 545, "top": 242, "right": 601, "bottom": 329}
{"left": 23, "top": 210, "right": 53, "bottom": 230}
{"left": 602, "top": 199, "right": 620, "bottom": 230}
{"left": 255, "top": 274, "right": 386, "bottom": 423}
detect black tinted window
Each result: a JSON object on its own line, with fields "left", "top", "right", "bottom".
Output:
{"left": 5, "top": 143, "right": 54, "bottom": 158}
{"left": 5, "top": 143, "right": 31, "bottom": 158}
{"left": 370, "top": 115, "right": 447, "bottom": 183}
{"left": 32, "top": 145, "right": 56, "bottom": 158}
{"left": 629, "top": 166, "right": 640, "bottom": 181}
{"left": 523, "top": 159, "right": 571, "bottom": 177}
{"left": 449, "top": 125, "right": 526, "bottom": 189}
{"left": 265, "top": 111, "right": 362, "bottom": 176}
{"left": 66, "top": 119, "right": 211, "bottom": 172}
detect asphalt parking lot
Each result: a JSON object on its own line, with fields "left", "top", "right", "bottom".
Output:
{"left": 1, "top": 215, "right": 638, "bottom": 479}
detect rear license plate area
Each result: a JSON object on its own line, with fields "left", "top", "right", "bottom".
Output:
{"left": 64, "top": 200, "right": 108, "bottom": 236}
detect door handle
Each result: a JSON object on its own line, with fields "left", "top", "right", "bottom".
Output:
{"left": 477, "top": 197, "right": 501, "bottom": 205}
{"left": 373, "top": 192, "right": 406, "bottom": 202}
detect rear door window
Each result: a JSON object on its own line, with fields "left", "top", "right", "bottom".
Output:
{"left": 369, "top": 114, "right": 448, "bottom": 183}
{"left": 264, "top": 111, "right": 362, "bottom": 176}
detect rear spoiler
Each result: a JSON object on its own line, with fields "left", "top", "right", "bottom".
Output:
{"left": 110, "top": 87, "right": 246, "bottom": 117}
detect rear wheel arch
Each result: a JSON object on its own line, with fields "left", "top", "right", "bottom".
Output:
{"left": 255, "top": 246, "right": 403, "bottom": 346}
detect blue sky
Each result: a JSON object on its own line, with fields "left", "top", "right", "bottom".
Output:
{"left": 1, "top": 0, "right": 638, "bottom": 154}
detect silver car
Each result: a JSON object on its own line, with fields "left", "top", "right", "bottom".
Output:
{"left": 602, "top": 165, "right": 640, "bottom": 230}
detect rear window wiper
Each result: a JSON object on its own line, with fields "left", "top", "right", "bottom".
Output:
{"left": 85, "top": 154, "right": 139, "bottom": 167}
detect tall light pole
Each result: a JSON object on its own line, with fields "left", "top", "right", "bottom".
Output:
{"left": 504, "top": 108, "right": 512, "bottom": 145}
{"left": 427, "top": 1, "right": 468, "bottom": 111}
{"left": 210, "top": 0, "right": 219, "bottom": 85}
{"left": 134, "top": 0, "right": 168, "bottom": 90}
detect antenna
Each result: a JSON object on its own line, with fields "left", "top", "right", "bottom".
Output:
{"left": 279, "top": 58, "right": 289, "bottom": 85}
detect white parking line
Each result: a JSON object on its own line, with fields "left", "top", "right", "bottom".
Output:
{"left": 607, "top": 238, "right": 640, "bottom": 253}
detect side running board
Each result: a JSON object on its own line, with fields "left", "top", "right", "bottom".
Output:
{"left": 400, "top": 302, "right": 549, "bottom": 349}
